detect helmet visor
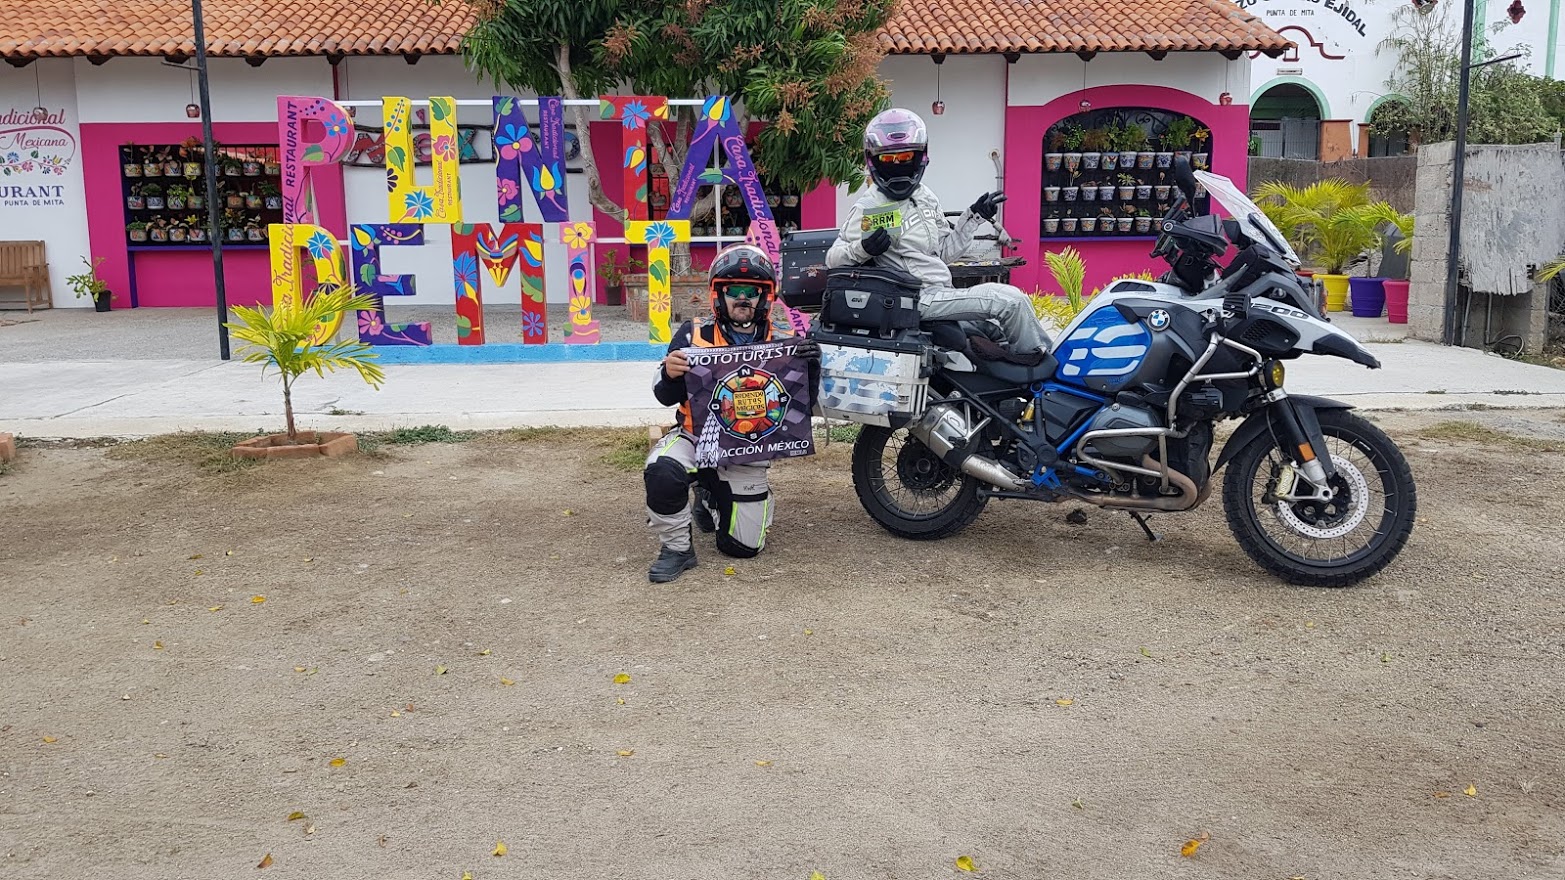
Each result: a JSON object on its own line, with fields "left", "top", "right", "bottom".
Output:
{"left": 716, "top": 281, "right": 770, "bottom": 301}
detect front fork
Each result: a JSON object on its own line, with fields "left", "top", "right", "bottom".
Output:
{"left": 1260, "top": 388, "right": 1337, "bottom": 502}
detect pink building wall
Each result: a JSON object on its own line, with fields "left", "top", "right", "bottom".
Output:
{"left": 1003, "top": 85, "right": 1250, "bottom": 296}
{"left": 81, "top": 122, "right": 346, "bottom": 309}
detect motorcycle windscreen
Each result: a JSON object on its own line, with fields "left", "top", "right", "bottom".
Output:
{"left": 1195, "top": 170, "right": 1301, "bottom": 268}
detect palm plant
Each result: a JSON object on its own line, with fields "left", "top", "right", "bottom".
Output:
{"left": 1253, "top": 180, "right": 1379, "bottom": 274}
{"left": 225, "top": 287, "right": 385, "bottom": 442}
{"left": 1031, "top": 247, "right": 1091, "bottom": 329}
{"left": 1353, "top": 203, "right": 1414, "bottom": 255}
{"left": 1539, "top": 256, "right": 1565, "bottom": 283}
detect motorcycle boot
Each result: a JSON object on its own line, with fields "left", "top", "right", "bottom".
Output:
{"left": 648, "top": 543, "right": 698, "bottom": 583}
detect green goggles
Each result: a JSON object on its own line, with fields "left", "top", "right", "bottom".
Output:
{"left": 718, "top": 282, "right": 768, "bottom": 301}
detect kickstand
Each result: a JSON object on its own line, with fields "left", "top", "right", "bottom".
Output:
{"left": 1128, "top": 511, "right": 1162, "bottom": 543}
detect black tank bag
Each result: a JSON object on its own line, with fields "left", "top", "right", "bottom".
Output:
{"left": 820, "top": 266, "right": 921, "bottom": 339}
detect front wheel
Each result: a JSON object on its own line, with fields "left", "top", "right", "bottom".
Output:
{"left": 851, "top": 425, "right": 987, "bottom": 540}
{"left": 1222, "top": 408, "right": 1417, "bottom": 587}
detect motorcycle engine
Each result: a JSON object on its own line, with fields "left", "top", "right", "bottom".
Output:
{"left": 1082, "top": 403, "right": 1162, "bottom": 460}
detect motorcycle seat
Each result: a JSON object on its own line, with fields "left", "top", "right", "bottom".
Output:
{"left": 922, "top": 320, "right": 1057, "bottom": 384}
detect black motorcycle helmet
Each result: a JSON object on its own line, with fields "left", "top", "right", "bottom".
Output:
{"left": 864, "top": 108, "right": 929, "bottom": 201}
{"left": 707, "top": 243, "right": 776, "bottom": 337}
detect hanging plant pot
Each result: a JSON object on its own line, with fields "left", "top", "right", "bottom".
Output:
{"left": 149, "top": 227, "right": 169, "bottom": 243}
{"left": 1080, "top": 217, "right": 1098, "bottom": 233}
{"left": 1082, "top": 152, "right": 1101, "bottom": 170}
{"left": 1137, "top": 152, "right": 1156, "bottom": 169}
{"left": 226, "top": 193, "right": 244, "bottom": 209}
{"left": 189, "top": 227, "right": 207, "bottom": 243}
{"left": 170, "top": 227, "right": 188, "bottom": 243}
{"left": 1136, "top": 185, "right": 1152, "bottom": 200}
{"left": 143, "top": 161, "right": 161, "bottom": 177}
{"left": 1043, "top": 218, "right": 1060, "bottom": 234}
{"left": 1155, "top": 185, "right": 1171, "bottom": 201}
{"left": 245, "top": 194, "right": 263, "bottom": 210}
{"left": 1044, "top": 187, "right": 1060, "bottom": 202}
{"left": 127, "top": 195, "right": 145, "bottom": 210}
{"left": 1118, "top": 151, "right": 1138, "bottom": 169}
{"left": 227, "top": 227, "right": 245, "bottom": 242}
{"left": 1135, "top": 216, "right": 1153, "bottom": 234}
{"left": 184, "top": 161, "right": 202, "bottom": 178}
{"left": 146, "top": 196, "right": 165, "bottom": 210}
{"left": 1116, "top": 217, "right": 1134, "bottom": 233}
{"left": 189, "top": 195, "right": 204, "bottom": 210}
{"left": 1064, "top": 153, "right": 1082, "bottom": 172}
{"left": 128, "top": 227, "right": 148, "bottom": 243}
{"left": 1061, "top": 217, "right": 1078, "bottom": 233}
{"left": 1098, "top": 185, "right": 1115, "bottom": 201}
{"left": 168, "top": 195, "right": 186, "bottom": 210}
{"left": 1118, "top": 186, "right": 1135, "bottom": 200}
{"left": 265, "top": 195, "right": 283, "bottom": 210}
{"left": 243, "top": 160, "right": 262, "bottom": 176}
{"left": 1081, "top": 186, "right": 1097, "bottom": 202}
{"left": 246, "top": 226, "right": 265, "bottom": 242}
{"left": 163, "top": 160, "right": 181, "bottom": 177}
{"left": 1101, "top": 153, "right": 1119, "bottom": 172}
{"left": 1045, "top": 153, "right": 1063, "bottom": 171}
{"left": 1193, "top": 152, "right": 1210, "bottom": 170}
{"left": 1063, "top": 187, "right": 1079, "bottom": 202}
{"left": 123, "top": 161, "right": 142, "bottom": 178}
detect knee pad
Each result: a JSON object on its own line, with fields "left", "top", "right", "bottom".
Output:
{"left": 644, "top": 457, "right": 692, "bottom": 515}
{"left": 716, "top": 530, "right": 762, "bottom": 559}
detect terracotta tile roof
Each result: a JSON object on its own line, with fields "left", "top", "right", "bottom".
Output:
{"left": 0, "top": 0, "right": 476, "bottom": 61}
{"left": 0, "top": 0, "right": 1290, "bottom": 62}
{"left": 881, "top": 0, "right": 1293, "bottom": 57}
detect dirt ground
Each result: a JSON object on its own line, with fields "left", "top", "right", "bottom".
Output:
{"left": 2, "top": 410, "right": 1564, "bottom": 880}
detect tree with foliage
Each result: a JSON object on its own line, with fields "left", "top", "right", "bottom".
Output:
{"left": 460, "top": 0, "right": 894, "bottom": 270}
{"left": 1373, "top": 3, "right": 1557, "bottom": 146}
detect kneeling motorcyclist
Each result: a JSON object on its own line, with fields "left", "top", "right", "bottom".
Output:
{"left": 643, "top": 244, "right": 820, "bottom": 584}
{"left": 827, "top": 107, "right": 1050, "bottom": 361}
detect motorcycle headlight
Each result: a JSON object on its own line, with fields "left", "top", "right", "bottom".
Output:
{"left": 1265, "top": 360, "right": 1286, "bottom": 389}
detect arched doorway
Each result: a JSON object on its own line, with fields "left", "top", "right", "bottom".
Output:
{"left": 1250, "top": 81, "right": 1324, "bottom": 159}
{"left": 1365, "top": 98, "right": 1411, "bottom": 157}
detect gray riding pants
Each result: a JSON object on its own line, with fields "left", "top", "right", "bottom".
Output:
{"left": 644, "top": 430, "right": 773, "bottom": 557}
{"left": 919, "top": 282, "right": 1051, "bottom": 354}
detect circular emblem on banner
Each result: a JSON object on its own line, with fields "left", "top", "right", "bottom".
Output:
{"left": 1147, "top": 309, "right": 1171, "bottom": 331}
{"left": 709, "top": 365, "right": 790, "bottom": 441}
{"left": 860, "top": 216, "right": 873, "bottom": 232}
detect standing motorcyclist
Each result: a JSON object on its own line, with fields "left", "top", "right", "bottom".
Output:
{"left": 827, "top": 108, "right": 1050, "bottom": 361}
{"left": 643, "top": 243, "right": 820, "bottom": 584}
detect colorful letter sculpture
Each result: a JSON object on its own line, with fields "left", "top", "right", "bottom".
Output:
{"left": 493, "top": 96, "right": 570, "bottom": 223}
{"left": 269, "top": 224, "right": 349, "bottom": 345}
{"left": 559, "top": 223, "right": 600, "bottom": 344}
{"left": 599, "top": 96, "right": 669, "bottom": 221}
{"left": 277, "top": 96, "right": 356, "bottom": 225}
{"left": 450, "top": 223, "right": 548, "bottom": 345}
{"left": 350, "top": 224, "right": 432, "bottom": 346}
{"left": 625, "top": 220, "right": 691, "bottom": 345}
{"left": 385, "top": 96, "right": 462, "bottom": 224}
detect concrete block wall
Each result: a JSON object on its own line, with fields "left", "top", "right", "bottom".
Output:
{"left": 1408, "top": 143, "right": 1454, "bottom": 341}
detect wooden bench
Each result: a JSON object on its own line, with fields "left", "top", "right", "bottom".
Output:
{"left": 0, "top": 241, "right": 52, "bottom": 312}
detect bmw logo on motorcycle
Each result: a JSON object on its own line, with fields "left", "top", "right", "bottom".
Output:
{"left": 1147, "top": 309, "right": 1171, "bottom": 331}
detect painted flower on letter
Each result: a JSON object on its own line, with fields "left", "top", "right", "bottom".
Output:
{"left": 433, "top": 134, "right": 456, "bottom": 162}
{"left": 401, "top": 190, "right": 435, "bottom": 221}
{"left": 494, "top": 123, "right": 530, "bottom": 160}
{"left": 621, "top": 100, "right": 651, "bottom": 130}
{"left": 522, "top": 312, "right": 546, "bottom": 339}
{"left": 454, "top": 252, "right": 480, "bottom": 293}
{"left": 358, "top": 310, "right": 385, "bottom": 338}
{"left": 306, "top": 231, "right": 336, "bottom": 260}
{"left": 324, "top": 113, "right": 350, "bottom": 137}
{"left": 499, "top": 178, "right": 519, "bottom": 203}
{"left": 645, "top": 221, "right": 677, "bottom": 250}
{"left": 562, "top": 222, "right": 593, "bottom": 250}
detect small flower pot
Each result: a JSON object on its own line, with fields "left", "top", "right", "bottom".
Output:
{"left": 1118, "top": 186, "right": 1135, "bottom": 200}
{"left": 1137, "top": 152, "right": 1156, "bottom": 169}
{"left": 1135, "top": 217, "right": 1153, "bottom": 234}
{"left": 265, "top": 195, "right": 283, "bottom": 210}
{"left": 1062, "top": 218, "right": 1079, "bottom": 233}
{"left": 245, "top": 194, "right": 263, "bottom": 210}
{"left": 1350, "top": 277, "right": 1387, "bottom": 318}
{"left": 1082, "top": 186, "right": 1098, "bottom": 202}
{"left": 170, "top": 227, "right": 188, "bottom": 243}
{"left": 1044, "top": 187, "right": 1060, "bottom": 202}
{"left": 1155, "top": 185, "right": 1171, "bottom": 200}
{"left": 1063, "top": 187, "right": 1079, "bottom": 202}
{"left": 1082, "top": 152, "right": 1101, "bottom": 170}
{"left": 93, "top": 290, "right": 113, "bottom": 312}
{"left": 1136, "top": 185, "right": 1152, "bottom": 200}
{"left": 782, "top": 195, "right": 799, "bottom": 207}
{"left": 1118, "top": 151, "right": 1138, "bottom": 169}
{"left": 168, "top": 196, "right": 186, "bottom": 210}
{"left": 189, "top": 228, "right": 207, "bottom": 243}
{"left": 164, "top": 161, "right": 181, "bottom": 177}
{"left": 146, "top": 196, "right": 164, "bottom": 210}
{"left": 767, "top": 195, "right": 781, "bottom": 207}
{"left": 1080, "top": 217, "right": 1098, "bottom": 233}
{"left": 184, "top": 162, "right": 202, "bottom": 178}
{"left": 227, "top": 228, "right": 245, "bottom": 242}
{"left": 1064, "top": 153, "right": 1082, "bottom": 172}
{"left": 1116, "top": 217, "right": 1134, "bottom": 233}
{"left": 143, "top": 161, "right": 161, "bottom": 177}
{"left": 1043, "top": 218, "right": 1060, "bottom": 234}
{"left": 246, "top": 227, "right": 265, "bottom": 242}
{"left": 149, "top": 227, "right": 169, "bottom": 243}
{"left": 123, "top": 162, "right": 142, "bottom": 178}
{"left": 265, "top": 162, "right": 281, "bottom": 177}
{"left": 1193, "top": 152, "right": 1210, "bottom": 170}
{"left": 1173, "top": 150, "right": 1192, "bottom": 165}
{"left": 1045, "top": 153, "right": 1064, "bottom": 171}
{"left": 226, "top": 194, "right": 243, "bottom": 209}
{"left": 224, "top": 165, "right": 241, "bottom": 177}
{"left": 189, "top": 195, "right": 204, "bottom": 210}
{"left": 1384, "top": 279, "right": 1411, "bottom": 324}
{"left": 1099, "top": 185, "right": 1115, "bottom": 200}
{"left": 127, "top": 195, "right": 145, "bottom": 210}
{"left": 243, "top": 160, "right": 262, "bottom": 176}
{"left": 128, "top": 228, "right": 148, "bottom": 243}
{"left": 1101, "top": 153, "right": 1119, "bottom": 171}
{"left": 1155, "top": 152, "right": 1173, "bottom": 168}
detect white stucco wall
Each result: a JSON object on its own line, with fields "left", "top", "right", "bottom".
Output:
{"left": 1245, "top": 0, "right": 1562, "bottom": 127}
{"left": 0, "top": 59, "right": 93, "bottom": 308}
{"left": 838, "top": 54, "right": 1008, "bottom": 235}
{"left": 1007, "top": 52, "right": 1248, "bottom": 107}
{"left": 73, "top": 57, "right": 332, "bottom": 124}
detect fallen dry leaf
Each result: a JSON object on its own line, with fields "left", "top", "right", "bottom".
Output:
{"left": 304, "top": 557, "right": 313, "bottom": 563}
{"left": 257, "top": 852, "right": 273, "bottom": 869}
{"left": 804, "top": 629, "right": 814, "bottom": 635}
{"left": 293, "top": 667, "right": 307, "bottom": 673}
{"left": 1055, "top": 698, "right": 1073, "bottom": 706}
{"left": 956, "top": 855, "right": 976, "bottom": 872}
{"left": 154, "top": 753, "right": 168, "bottom": 759}
{"left": 389, "top": 710, "right": 401, "bottom": 718}
{"left": 755, "top": 760, "right": 772, "bottom": 767}
{"left": 435, "top": 665, "right": 448, "bottom": 676}
{"left": 330, "top": 757, "right": 346, "bottom": 768}
{"left": 1180, "top": 832, "right": 1210, "bottom": 857}
{"left": 1072, "top": 798, "right": 1085, "bottom": 810}
{"left": 1465, "top": 783, "right": 1478, "bottom": 797}
{"left": 613, "top": 673, "right": 631, "bottom": 685}
{"left": 287, "top": 811, "right": 306, "bottom": 822}
{"left": 492, "top": 841, "right": 508, "bottom": 857}
{"left": 208, "top": 605, "right": 222, "bottom": 612}
{"left": 193, "top": 570, "right": 203, "bottom": 576}
{"left": 153, "top": 641, "right": 164, "bottom": 650}
{"left": 377, "top": 836, "right": 388, "bottom": 848}
{"left": 810, "top": 872, "right": 827, "bottom": 880}
{"left": 189, "top": 554, "right": 203, "bottom": 560}
{"left": 616, "top": 698, "right": 625, "bottom": 705}
{"left": 250, "top": 595, "right": 266, "bottom": 605}
{"left": 1138, "top": 646, "right": 1153, "bottom": 658}
{"left": 462, "top": 873, "right": 473, "bottom": 880}
{"left": 1434, "top": 791, "right": 1450, "bottom": 798}
{"left": 617, "top": 750, "right": 634, "bottom": 757}
{"left": 500, "top": 678, "right": 515, "bottom": 686}
{"left": 41, "top": 736, "right": 57, "bottom": 743}
{"left": 563, "top": 509, "right": 574, "bottom": 516}
{"left": 478, "top": 649, "right": 491, "bottom": 656}
{"left": 723, "top": 565, "right": 736, "bottom": 576}
{"left": 226, "top": 550, "right": 234, "bottom": 556}
{"left": 304, "top": 824, "right": 315, "bottom": 835}
{"left": 141, "top": 618, "right": 150, "bottom": 625}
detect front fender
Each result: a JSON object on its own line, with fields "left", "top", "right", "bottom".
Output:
{"left": 1213, "top": 394, "right": 1354, "bottom": 474}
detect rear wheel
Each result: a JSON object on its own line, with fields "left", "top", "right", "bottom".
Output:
{"left": 851, "top": 425, "right": 987, "bottom": 540}
{"left": 1222, "top": 408, "right": 1416, "bottom": 587}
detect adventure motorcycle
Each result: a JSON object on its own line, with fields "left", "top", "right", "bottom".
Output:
{"left": 808, "top": 158, "right": 1416, "bottom": 587}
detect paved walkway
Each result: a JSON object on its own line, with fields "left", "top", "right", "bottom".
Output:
{"left": 3, "top": 309, "right": 1563, "bottom": 438}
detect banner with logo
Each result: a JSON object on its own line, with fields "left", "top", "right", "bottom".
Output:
{"left": 683, "top": 339, "right": 816, "bottom": 467}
